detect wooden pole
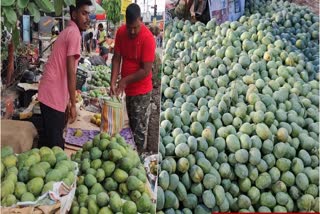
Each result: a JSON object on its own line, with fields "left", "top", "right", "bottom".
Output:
{"left": 6, "top": 40, "right": 14, "bottom": 86}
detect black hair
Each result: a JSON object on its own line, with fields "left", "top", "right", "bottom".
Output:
{"left": 98, "top": 23, "right": 103, "bottom": 28}
{"left": 89, "top": 32, "right": 93, "bottom": 38}
{"left": 126, "top": 3, "right": 141, "bottom": 24}
{"left": 70, "top": 0, "right": 92, "bottom": 17}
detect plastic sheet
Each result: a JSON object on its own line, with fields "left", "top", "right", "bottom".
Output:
{"left": 65, "top": 127, "right": 136, "bottom": 149}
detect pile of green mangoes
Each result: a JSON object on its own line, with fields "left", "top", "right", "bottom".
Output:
{"left": 87, "top": 69, "right": 111, "bottom": 88}
{"left": 0, "top": 146, "right": 77, "bottom": 206}
{"left": 92, "top": 65, "right": 110, "bottom": 72}
{"left": 70, "top": 132, "right": 155, "bottom": 214}
{"left": 88, "top": 89, "right": 107, "bottom": 99}
{"left": 159, "top": 0, "right": 319, "bottom": 212}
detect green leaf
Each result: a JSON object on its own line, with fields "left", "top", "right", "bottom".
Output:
{"left": 17, "top": 0, "right": 29, "bottom": 8}
{"left": 54, "top": 0, "right": 64, "bottom": 16}
{"left": 16, "top": 7, "right": 24, "bottom": 16}
{"left": 3, "top": 7, "right": 17, "bottom": 26}
{"left": 1, "top": 0, "right": 15, "bottom": 6}
{"left": 33, "top": 9, "right": 40, "bottom": 22}
{"left": 12, "top": 26, "right": 20, "bottom": 47}
{"left": 34, "top": 0, "right": 54, "bottom": 13}
{"left": 27, "top": 2, "right": 37, "bottom": 14}
{"left": 27, "top": 2, "right": 41, "bottom": 23}
{"left": 64, "top": 0, "right": 75, "bottom": 6}
{"left": 3, "top": 16, "right": 14, "bottom": 31}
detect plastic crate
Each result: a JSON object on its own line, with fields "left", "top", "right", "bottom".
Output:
{"left": 76, "top": 68, "right": 88, "bottom": 90}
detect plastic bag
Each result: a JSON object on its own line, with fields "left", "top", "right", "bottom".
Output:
{"left": 100, "top": 97, "right": 124, "bottom": 136}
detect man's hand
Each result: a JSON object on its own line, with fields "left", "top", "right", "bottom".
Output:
{"left": 68, "top": 104, "right": 77, "bottom": 124}
{"left": 99, "top": 37, "right": 107, "bottom": 45}
{"left": 66, "top": 55, "right": 77, "bottom": 123}
{"left": 111, "top": 52, "right": 121, "bottom": 95}
{"left": 110, "top": 82, "right": 117, "bottom": 96}
{"left": 116, "top": 78, "right": 127, "bottom": 96}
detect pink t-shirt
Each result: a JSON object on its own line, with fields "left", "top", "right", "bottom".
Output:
{"left": 38, "top": 21, "right": 81, "bottom": 112}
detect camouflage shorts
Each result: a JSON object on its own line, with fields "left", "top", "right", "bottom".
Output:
{"left": 126, "top": 92, "right": 151, "bottom": 152}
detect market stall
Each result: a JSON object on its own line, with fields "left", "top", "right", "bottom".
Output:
{"left": 1, "top": 54, "right": 159, "bottom": 211}
{"left": 1, "top": 1, "right": 159, "bottom": 213}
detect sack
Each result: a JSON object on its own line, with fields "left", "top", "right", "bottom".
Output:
{"left": 100, "top": 97, "right": 124, "bottom": 136}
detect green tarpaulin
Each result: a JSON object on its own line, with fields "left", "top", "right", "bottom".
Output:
{"left": 94, "top": 3, "right": 105, "bottom": 14}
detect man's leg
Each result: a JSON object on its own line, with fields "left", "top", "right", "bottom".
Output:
{"left": 40, "top": 103, "right": 66, "bottom": 149}
{"left": 126, "top": 93, "right": 151, "bottom": 153}
{"left": 86, "top": 41, "right": 91, "bottom": 53}
{"left": 92, "top": 39, "right": 96, "bottom": 50}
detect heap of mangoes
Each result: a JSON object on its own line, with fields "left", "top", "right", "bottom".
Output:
{"left": 88, "top": 89, "right": 107, "bottom": 99}
{"left": 75, "top": 90, "right": 82, "bottom": 103}
{"left": 90, "top": 113, "right": 101, "bottom": 127}
{"left": 91, "top": 65, "right": 110, "bottom": 73}
{"left": 70, "top": 132, "right": 155, "bottom": 213}
{"left": 0, "top": 146, "right": 77, "bottom": 206}
{"left": 87, "top": 69, "right": 111, "bottom": 88}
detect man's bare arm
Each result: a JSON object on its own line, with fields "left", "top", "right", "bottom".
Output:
{"left": 115, "top": 61, "right": 153, "bottom": 96}
{"left": 110, "top": 52, "right": 121, "bottom": 95}
{"left": 122, "top": 61, "right": 153, "bottom": 85}
{"left": 66, "top": 55, "right": 77, "bottom": 123}
{"left": 67, "top": 56, "right": 76, "bottom": 106}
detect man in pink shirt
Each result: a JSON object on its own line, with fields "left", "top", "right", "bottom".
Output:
{"left": 38, "top": 0, "right": 92, "bottom": 149}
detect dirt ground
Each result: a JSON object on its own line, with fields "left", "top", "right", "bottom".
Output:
{"left": 145, "top": 52, "right": 162, "bottom": 155}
